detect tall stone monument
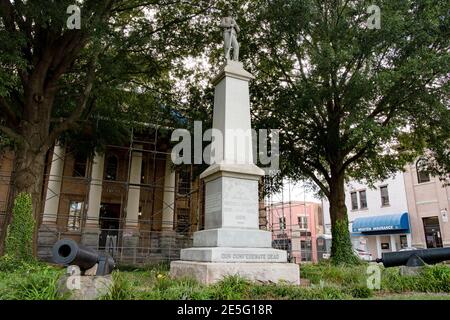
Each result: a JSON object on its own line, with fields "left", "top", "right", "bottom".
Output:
{"left": 170, "top": 15, "right": 300, "bottom": 285}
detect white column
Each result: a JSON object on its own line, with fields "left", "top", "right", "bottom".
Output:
{"left": 406, "top": 233, "right": 412, "bottom": 248}
{"left": 375, "top": 235, "right": 382, "bottom": 259}
{"left": 390, "top": 234, "right": 397, "bottom": 252}
{"left": 162, "top": 151, "right": 176, "bottom": 231}
{"left": 42, "top": 143, "right": 66, "bottom": 225}
{"left": 125, "top": 145, "right": 143, "bottom": 229}
{"left": 85, "top": 152, "right": 105, "bottom": 228}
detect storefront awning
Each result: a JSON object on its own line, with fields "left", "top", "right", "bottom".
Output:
{"left": 352, "top": 212, "right": 410, "bottom": 233}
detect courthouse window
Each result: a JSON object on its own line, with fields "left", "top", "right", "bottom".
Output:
{"left": 67, "top": 201, "right": 83, "bottom": 231}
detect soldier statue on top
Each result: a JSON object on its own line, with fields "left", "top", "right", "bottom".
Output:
{"left": 220, "top": 10, "right": 240, "bottom": 62}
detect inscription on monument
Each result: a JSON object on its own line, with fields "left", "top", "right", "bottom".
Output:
{"left": 220, "top": 253, "right": 281, "bottom": 261}
{"left": 205, "top": 192, "right": 221, "bottom": 215}
{"left": 222, "top": 177, "right": 258, "bottom": 228}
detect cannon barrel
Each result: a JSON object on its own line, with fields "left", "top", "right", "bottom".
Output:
{"left": 52, "top": 239, "right": 115, "bottom": 275}
{"left": 376, "top": 247, "right": 450, "bottom": 267}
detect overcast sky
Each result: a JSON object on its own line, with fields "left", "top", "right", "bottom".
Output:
{"left": 267, "top": 179, "right": 321, "bottom": 205}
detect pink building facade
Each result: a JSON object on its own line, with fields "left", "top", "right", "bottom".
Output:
{"left": 267, "top": 201, "right": 323, "bottom": 263}
{"left": 403, "top": 162, "right": 450, "bottom": 248}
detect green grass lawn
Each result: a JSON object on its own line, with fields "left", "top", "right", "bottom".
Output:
{"left": 1, "top": 258, "right": 449, "bottom": 300}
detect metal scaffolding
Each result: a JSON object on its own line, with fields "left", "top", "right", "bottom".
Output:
{"left": 265, "top": 179, "right": 320, "bottom": 264}
{"left": 0, "top": 126, "right": 203, "bottom": 265}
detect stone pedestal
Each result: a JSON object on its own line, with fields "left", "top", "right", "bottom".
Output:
{"left": 171, "top": 261, "right": 300, "bottom": 284}
{"left": 170, "top": 61, "right": 299, "bottom": 285}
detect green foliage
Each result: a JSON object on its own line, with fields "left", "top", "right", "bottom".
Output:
{"left": 301, "top": 261, "right": 367, "bottom": 287}
{"left": 210, "top": 276, "right": 251, "bottom": 300}
{"left": 5, "top": 193, "right": 35, "bottom": 263}
{"left": 237, "top": 0, "right": 450, "bottom": 260}
{"left": 346, "top": 285, "right": 373, "bottom": 299}
{"left": 2, "top": 263, "right": 450, "bottom": 300}
{"left": 117, "top": 262, "right": 170, "bottom": 273}
{"left": 381, "top": 265, "right": 450, "bottom": 293}
{"left": 249, "top": 283, "right": 352, "bottom": 300}
{"left": 0, "top": 254, "right": 40, "bottom": 273}
{"left": 331, "top": 219, "right": 361, "bottom": 265}
{"left": 102, "top": 271, "right": 136, "bottom": 300}
{"left": 0, "top": 264, "right": 64, "bottom": 300}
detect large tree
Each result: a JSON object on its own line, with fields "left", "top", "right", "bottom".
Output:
{"left": 0, "top": 0, "right": 224, "bottom": 252}
{"left": 239, "top": 0, "right": 450, "bottom": 263}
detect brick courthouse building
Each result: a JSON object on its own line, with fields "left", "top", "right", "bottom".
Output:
{"left": 0, "top": 128, "right": 207, "bottom": 264}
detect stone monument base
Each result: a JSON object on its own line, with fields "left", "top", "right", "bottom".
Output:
{"left": 170, "top": 261, "right": 300, "bottom": 285}
{"left": 180, "top": 247, "right": 287, "bottom": 263}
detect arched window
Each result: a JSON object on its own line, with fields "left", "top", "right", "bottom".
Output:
{"left": 416, "top": 159, "right": 430, "bottom": 184}
{"left": 105, "top": 155, "right": 118, "bottom": 181}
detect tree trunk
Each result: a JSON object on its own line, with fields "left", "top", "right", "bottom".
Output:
{"left": 0, "top": 140, "right": 47, "bottom": 256}
{"left": 328, "top": 172, "right": 360, "bottom": 265}
{"left": 0, "top": 101, "right": 51, "bottom": 256}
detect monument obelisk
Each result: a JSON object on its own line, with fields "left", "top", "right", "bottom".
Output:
{"left": 170, "top": 13, "right": 300, "bottom": 285}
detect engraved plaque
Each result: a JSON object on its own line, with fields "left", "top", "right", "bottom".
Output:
{"left": 222, "top": 177, "right": 258, "bottom": 229}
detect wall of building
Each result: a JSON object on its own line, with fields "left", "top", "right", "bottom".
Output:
{"left": 0, "top": 151, "right": 14, "bottom": 233}
{"left": 267, "top": 201, "right": 322, "bottom": 263}
{"left": 0, "top": 134, "right": 204, "bottom": 264}
{"left": 403, "top": 163, "right": 450, "bottom": 248}
{"left": 322, "top": 172, "right": 412, "bottom": 259}
{"left": 345, "top": 172, "right": 409, "bottom": 227}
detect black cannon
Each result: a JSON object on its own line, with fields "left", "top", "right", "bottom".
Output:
{"left": 376, "top": 247, "right": 450, "bottom": 267}
{"left": 52, "top": 239, "right": 115, "bottom": 276}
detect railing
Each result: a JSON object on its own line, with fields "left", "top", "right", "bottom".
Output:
{"left": 37, "top": 220, "right": 194, "bottom": 265}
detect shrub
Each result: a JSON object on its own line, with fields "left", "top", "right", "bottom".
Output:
{"left": 0, "top": 254, "right": 20, "bottom": 272}
{"left": 5, "top": 193, "right": 35, "bottom": 263}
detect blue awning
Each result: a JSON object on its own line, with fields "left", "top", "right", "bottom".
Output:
{"left": 352, "top": 212, "right": 410, "bottom": 233}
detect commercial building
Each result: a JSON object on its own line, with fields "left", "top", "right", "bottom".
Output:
{"left": 403, "top": 161, "right": 450, "bottom": 248}
{"left": 266, "top": 201, "right": 323, "bottom": 263}
{"left": 323, "top": 161, "right": 450, "bottom": 259}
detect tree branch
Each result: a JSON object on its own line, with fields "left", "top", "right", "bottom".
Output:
{"left": 44, "top": 54, "right": 99, "bottom": 151}
{"left": 0, "top": 123, "right": 25, "bottom": 144}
